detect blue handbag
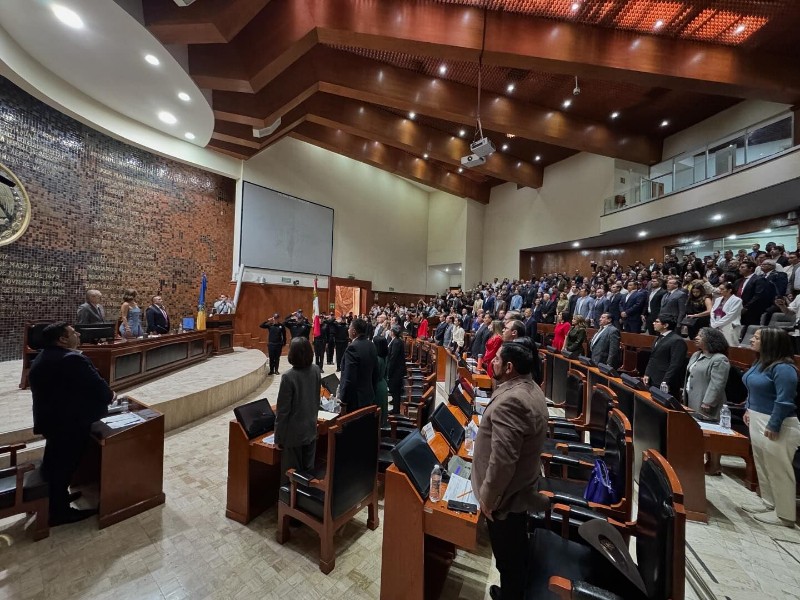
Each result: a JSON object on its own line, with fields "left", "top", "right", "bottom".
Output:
{"left": 584, "top": 459, "right": 618, "bottom": 505}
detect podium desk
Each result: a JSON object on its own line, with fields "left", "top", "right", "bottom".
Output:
{"left": 206, "top": 315, "right": 234, "bottom": 355}
{"left": 78, "top": 399, "right": 166, "bottom": 529}
{"left": 381, "top": 459, "right": 480, "bottom": 600}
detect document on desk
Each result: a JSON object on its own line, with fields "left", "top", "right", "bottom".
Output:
{"left": 317, "top": 410, "right": 339, "bottom": 421}
{"left": 443, "top": 474, "right": 477, "bottom": 505}
{"left": 263, "top": 433, "right": 276, "bottom": 445}
{"left": 697, "top": 422, "right": 736, "bottom": 435}
{"left": 100, "top": 413, "right": 144, "bottom": 429}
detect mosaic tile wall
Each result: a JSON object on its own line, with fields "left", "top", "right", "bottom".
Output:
{"left": 0, "top": 77, "right": 236, "bottom": 361}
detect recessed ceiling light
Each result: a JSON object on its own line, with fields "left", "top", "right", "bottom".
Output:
{"left": 458, "top": 267, "right": 462, "bottom": 272}
{"left": 184, "top": 132, "right": 196, "bottom": 140}
{"left": 157, "top": 111, "right": 177, "bottom": 125}
{"left": 711, "top": 214, "right": 723, "bottom": 221}
{"left": 501, "top": 144, "right": 509, "bottom": 151}
{"left": 506, "top": 133, "right": 515, "bottom": 138}
{"left": 654, "top": 20, "right": 664, "bottom": 30}
{"left": 506, "top": 83, "right": 515, "bottom": 93}
{"left": 727, "top": 234, "right": 737, "bottom": 240}
{"left": 459, "top": 129, "right": 466, "bottom": 137}
{"left": 562, "top": 99, "right": 572, "bottom": 109}
{"left": 145, "top": 54, "right": 160, "bottom": 66}
{"left": 534, "top": 155, "right": 541, "bottom": 161}
{"left": 408, "top": 111, "right": 416, "bottom": 120}
{"left": 178, "top": 92, "right": 191, "bottom": 102}
{"left": 734, "top": 24, "right": 746, "bottom": 34}
{"left": 51, "top": 4, "right": 84, "bottom": 29}
{"left": 423, "top": 153, "right": 429, "bottom": 159}
{"left": 638, "top": 231, "right": 647, "bottom": 237}
{"left": 439, "top": 65, "right": 447, "bottom": 75}
{"left": 572, "top": 242, "right": 580, "bottom": 248}
{"left": 458, "top": 167, "right": 464, "bottom": 173}
{"left": 660, "top": 119, "right": 670, "bottom": 128}
{"left": 444, "top": 267, "right": 449, "bottom": 272}
{"left": 763, "top": 228, "right": 773, "bottom": 233}
{"left": 571, "top": 2, "right": 580, "bottom": 12}
{"left": 610, "top": 111, "right": 620, "bottom": 120}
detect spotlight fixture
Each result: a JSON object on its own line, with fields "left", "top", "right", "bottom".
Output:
{"left": 144, "top": 54, "right": 160, "bottom": 66}
{"left": 459, "top": 129, "right": 466, "bottom": 137}
{"left": 638, "top": 231, "right": 647, "bottom": 237}
{"left": 610, "top": 111, "right": 620, "bottom": 120}
{"left": 572, "top": 242, "right": 580, "bottom": 248}
{"left": 51, "top": 4, "right": 84, "bottom": 28}
{"left": 178, "top": 92, "right": 191, "bottom": 102}
{"left": 572, "top": 76, "right": 580, "bottom": 96}
{"left": 654, "top": 20, "right": 664, "bottom": 30}
{"left": 711, "top": 214, "right": 723, "bottom": 221}
{"left": 727, "top": 234, "right": 737, "bottom": 240}
{"left": 534, "top": 155, "right": 541, "bottom": 161}
{"left": 423, "top": 153, "right": 429, "bottom": 159}
{"left": 501, "top": 144, "right": 508, "bottom": 151}
{"left": 660, "top": 119, "right": 670, "bottom": 128}
{"left": 571, "top": 2, "right": 580, "bottom": 12}
{"left": 458, "top": 167, "right": 464, "bottom": 173}
{"left": 734, "top": 24, "right": 746, "bottom": 35}
{"left": 506, "top": 83, "right": 515, "bottom": 93}
{"left": 763, "top": 228, "right": 773, "bottom": 233}
{"left": 439, "top": 65, "right": 447, "bottom": 75}
{"left": 408, "top": 112, "right": 416, "bottom": 120}
{"left": 563, "top": 99, "right": 572, "bottom": 109}
{"left": 158, "top": 111, "right": 177, "bottom": 125}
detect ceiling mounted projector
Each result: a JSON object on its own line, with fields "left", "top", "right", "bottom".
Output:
{"left": 470, "top": 137, "right": 495, "bottom": 158}
{"left": 461, "top": 154, "right": 487, "bottom": 168}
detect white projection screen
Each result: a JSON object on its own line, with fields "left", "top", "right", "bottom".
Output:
{"left": 240, "top": 182, "right": 334, "bottom": 275}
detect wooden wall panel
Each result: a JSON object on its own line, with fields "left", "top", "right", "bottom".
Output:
{"left": 234, "top": 282, "right": 327, "bottom": 343}
{"left": 519, "top": 213, "right": 794, "bottom": 278}
{"left": 373, "top": 290, "right": 428, "bottom": 308}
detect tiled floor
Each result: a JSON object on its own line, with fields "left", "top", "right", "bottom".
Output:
{"left": 1, "top": 360, "right": 799, "bottom": 600}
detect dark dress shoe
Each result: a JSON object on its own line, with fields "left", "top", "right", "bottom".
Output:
{"left": 49, "top": 507, "right": 98, "bottom": 526}
{"left": 489, "top": 585, "right": 502, "bottom": 600}
{"left": 68, "top": 490, "right": 83, "bottom": 503}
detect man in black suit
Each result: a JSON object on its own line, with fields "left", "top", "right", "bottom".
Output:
{"left": 386, "top": 326, "right": 407, "bottom": 415}
{"left": 330, "top": 316, "right": 350, "bottom": 371}
{"left": 523, "top": 307, "right": 537, "bottom": 340}
{"left": 605, "top": 283, "right": 623, "bottom": 328}
{"left": 642, "top": 317, "right": 687, "bottom": 397}
{"left": 620, "top": 281, "right": 647, "bottom": 333}
{"left": 658, "top": 276, "right": 687, "bottom": 325}
{"left": 145, "top": 295, "right": 170, "bottom": 334}
{"left": 76, "top": 289, "right": 105, "bottom": 324}
{"left": 589, "top": 313, "right": 620, "bottom": 368}
{"left": 29, "top": 322, "right": 115, "bottom": 526}
{"left": 338, "top": 318, "right": 379, "bottom": 412}
{"left": 471, "top": 313, "right": 493, "bottom": 357}
{"left": 589, "top": 288, "right": 607, "bottom": 328}
{"left": 645, "top": 277, "right": 667, "bottom": 334}
{"left": 737, "top": 260, "right": 777, "bottom": 334}
{"left": 540, "top": 293, "right": 557, "bottom": 324}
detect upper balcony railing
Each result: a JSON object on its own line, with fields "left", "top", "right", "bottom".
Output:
{"left": 603, "top": 112, "right": 795, "bottom": 215}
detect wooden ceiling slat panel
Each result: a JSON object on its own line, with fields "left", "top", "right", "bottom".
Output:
{"left": 142, "top": 0, "right": 271, "bottom": 44}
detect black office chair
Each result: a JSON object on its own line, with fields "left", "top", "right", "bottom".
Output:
{"left": 542, "top": 384, "right": 618, "bottom": 460}
{"left": 533, "top": 449, "right": 686, "bottom": 600}
{"left": 547, "top": 369, "right": 586, "bottom": 442}
{"left": 277, "top": 406, "right": 380, "bottom": 574}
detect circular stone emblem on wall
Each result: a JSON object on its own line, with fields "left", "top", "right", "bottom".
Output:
{"left": 0, "top": 163, "right": 31, "bottom": 246}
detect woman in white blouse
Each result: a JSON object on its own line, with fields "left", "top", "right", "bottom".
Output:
{"left": 710, "top": 282, "right": 743, "bottom": 346}
{"left": 450, "top": 316, "right": 465, "bottom": 354}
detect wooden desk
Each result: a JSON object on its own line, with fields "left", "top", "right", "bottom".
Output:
{"left": 702, "top": 427, "right": 758, "bottom": 491}
{"left": 225, "top": 413, "right": 338, "bottom": 524}
{"left": 381, "top": 460, "right": 479, "bottom": 600}
{"left": 78, "top": 399, "right": 166, "bottom": 528}
{"left": 81, "top": 331, "right": 208, "bottom": 390}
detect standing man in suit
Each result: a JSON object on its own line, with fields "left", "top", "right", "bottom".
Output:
{"left": 76, "top": 289, "right": 105, "bottom": 324}
{"left": 658, "top": 276, "right": 687, "bottom": 325}
{"left": 523, "top": 307, "right": 537, "bottom": 340}
{"left": 620, "top": 281, "right": 647, "bottom": 333}
{"left": 541, "top": 293, "right": 557, "bottom": 324}
{"left": 330, "top": 315, "right": 350, "bottom": 371}
{"left": 605, "top": 283, "right": 623, "bottom": 328}
{"left": 145, "top": 295, "right": 170, "bottom": 334}
{"left": 645, "top": 277, "right": 667, "bottom": 334}
{"left": 337, "top": 318, "right": 379, "bottom": 412}
{"left": 590, "top": 313, "right": 621, "bottom": 367}
{"left": 29, "top": 322, "right": 115, "bottom": 525}
{"left": 471, "top": 313, "right": 493, "bottom": 357}
{"left": 643, "top": 317, "right": 687, "bottom": 397}
{"left": 737, "top": 260, "right": 776, "bottom": 335}
{"left": 471, "top": 343, "right": 548, "bottom": 600}
{"left": 386, "top": 326, "right": 406, "bottom": 415}
{"left": 324, "top": 314, "right": 337, "bottom": 365}
{"left": 372, "top": 314, "right": 387, "bottom": 339}
{"left": 574, "top": 287, "right": 595, "bottom": 321}
{"left": 589, "top": 288, "right": 607, "bottom": 328}
{"left": 260, "top": 313, "right": 287, "bottom": 375}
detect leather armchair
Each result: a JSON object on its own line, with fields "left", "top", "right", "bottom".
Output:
{"left": 277, "top": 406, "right": 380, "bottom": 574}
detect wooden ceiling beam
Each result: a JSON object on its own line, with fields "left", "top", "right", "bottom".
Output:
{"left": 211, "top": 47, "right": 661, "bottom": 164}
{"left": 290, "top": 122, "right": 491, "bottom": 203}
{"left": 141, "top": 0, "right": 271, "bottom": 45}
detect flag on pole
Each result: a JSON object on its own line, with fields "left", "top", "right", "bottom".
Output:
{"left": 312, "top": 277, "right": 321, "bottom": 337}
{"left": 197, "top": 272, "right": 207, "bottom": 330}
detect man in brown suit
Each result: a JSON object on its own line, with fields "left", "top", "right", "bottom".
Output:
{"left": 471, "top": 342, "right": 549, "bottom": 600}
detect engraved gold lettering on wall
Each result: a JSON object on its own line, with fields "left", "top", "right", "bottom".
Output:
{"left": 0, "top": 77, "right": 235, "bottom": 361}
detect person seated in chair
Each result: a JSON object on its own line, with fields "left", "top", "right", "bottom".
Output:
{"left": 28, "top": 322, "right": 115, "bottom": 526}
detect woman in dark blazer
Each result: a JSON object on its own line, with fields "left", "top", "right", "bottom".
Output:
{"left": 275, "top": 337, "right": 321, "bottom": 484}
{"left": 563, "top": 314, "right": 588, "bottom": 354}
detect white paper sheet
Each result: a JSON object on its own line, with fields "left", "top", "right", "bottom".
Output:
{"left": 697, "top": 422, "right": 735, "bottom": 435}
{"left": 262, "top": 433, "right": 276, "bottom": 444}
{"left": 422, "top": 422, "right": 436, "bottom": 442}
{"left": 100, "top": 413, "right": 144, "bottom": 429}
{"left": 317, "top": 410, "right": 339, "bottom": 421}
{"left": 442, "top": 474, "right": 478, "bottom": 505}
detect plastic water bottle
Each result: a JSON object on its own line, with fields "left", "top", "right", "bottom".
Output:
{"left": 464, "top": 426, "right": 474, "bottom": 454}
{"left": 660, "top": 382, "right": 669, "bottom": 394}
{"left": 429, "top": 465, "right": 442, "bottom": 502}
{"left": 720, "top": 404, "right": 732, "bottom": 430}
